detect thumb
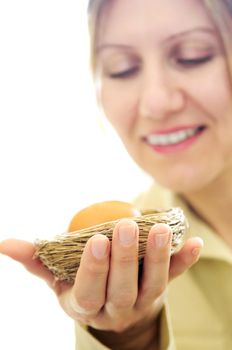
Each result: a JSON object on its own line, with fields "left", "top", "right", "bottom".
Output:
{"left": 0, "top": 239, "right": 58, "bottom": 290}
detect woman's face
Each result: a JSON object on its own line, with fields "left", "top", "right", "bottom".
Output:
{"left": 96, "top": 0, "right": 232, "bottom": 193}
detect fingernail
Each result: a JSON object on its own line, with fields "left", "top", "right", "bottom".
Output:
{"left": 155, "top": 233, "right": 170, "bottom": 248}
{"left": 153, "top": 224, "right": 171, "bottom": 248}
{"left": 192, "top": 238, "right": 204, "bottom": 256}
{"left": 91, "top": 235, "right": 108, "bottom": 260}
{"left": 118, "top": 221, "right": 137, "bottom": 246}
{"left": 192, "top": 247, "right": 201, "bottom": 257}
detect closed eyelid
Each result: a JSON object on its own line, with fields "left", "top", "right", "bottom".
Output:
{"left": 101, "top": 60, "right": 137, "bottom": 75}
{"left": 168, "top": 39, "right": 221, "bottom": 66}
{"left": 108, "top": 66, "right": 140, "bottom": 78}
{"left": 176, "top": 55, "right": 213, "bottom": 66}
{"left": 173, "top": 48, "right": 216, "bottom": 61}
{"left": 97, "top": 52, "right": 140, "bottom": 74}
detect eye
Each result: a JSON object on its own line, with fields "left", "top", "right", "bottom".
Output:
{"left": 109, "top": 66, "right": 139, "bottom": 79}
{"left": 176, "top": 55, "right": 213, "bottom": 67}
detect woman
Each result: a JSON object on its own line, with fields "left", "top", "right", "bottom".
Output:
{"left": 1, "top": 0, "right": 232, "bottom": 348}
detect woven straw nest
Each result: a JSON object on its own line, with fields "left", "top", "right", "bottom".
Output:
{"left": 34, "top": 207, "right": 187, "bottom": 284}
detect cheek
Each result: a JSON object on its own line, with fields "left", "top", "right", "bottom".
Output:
{"left": 100, "top": 81, "right": 137, "bottom": 135}
{"left": 200, "top": 86, "right": 231, "bottom": 119}
{"left": 189, "top": 60, "right": 232, "bottom": 118}
{"left": 194, "top": 67, "right": 232, "bottom": 151}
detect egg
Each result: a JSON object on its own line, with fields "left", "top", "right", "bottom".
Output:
{"left": 68, "top": 200, "right": 141, "bottom": 232}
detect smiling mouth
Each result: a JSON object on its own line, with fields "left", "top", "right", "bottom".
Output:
{"left": 145, "top": 125, "right": 206, "bottom": 146}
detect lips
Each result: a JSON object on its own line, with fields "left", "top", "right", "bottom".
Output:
{"left": 144, "top": 125, "right": 206, "bottom": 153}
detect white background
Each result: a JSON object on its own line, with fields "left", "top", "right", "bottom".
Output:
{"left": 0, "top": 1, "right": 151, "bottom": 349}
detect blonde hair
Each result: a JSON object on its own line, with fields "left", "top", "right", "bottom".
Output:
{"left": 204, "top": 0, "right": 232, "bottom": 77}
{"left": 87, "top": 0, "right": 108, "bottom": 74}
{"left": 87, "top": 0, "right": 232, "bottom": 77}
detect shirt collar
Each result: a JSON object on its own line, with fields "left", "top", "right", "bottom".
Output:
{"left": 172, "top": 193, "right": 232, "bottom": 264}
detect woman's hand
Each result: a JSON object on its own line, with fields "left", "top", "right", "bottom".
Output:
{"left": 0, "top": 219, "right": 203, "bottom": 348}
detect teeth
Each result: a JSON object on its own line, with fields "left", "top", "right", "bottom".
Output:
{"left": 146, "top": 127, "right": 198, "bottom": 146}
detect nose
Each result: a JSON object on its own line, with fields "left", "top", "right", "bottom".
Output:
{"left": 138, "top": 67, "right": 186, "bottom": 120}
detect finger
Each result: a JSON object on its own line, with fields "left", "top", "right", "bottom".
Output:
{"left": 0, "top": 239, "right": 56, "bottom": 289}
{"left": 136, "top": 223, "right": 172, "bottom": 309}
{"left": 169, "top": 237, "right": 204, "bottom": 280}
{"left": 62, "top": 234, "right": 110, "bottom": 320}
{"left": 105, "top": 219, "right": 139, "bottom": 317}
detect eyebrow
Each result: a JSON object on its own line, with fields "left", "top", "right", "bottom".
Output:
{"left": 96, "top": 44, "right": 134, "bottom": 54}
{"left": 96, "top": 27, "right": 217, "bottom": 53}
{"left": 165, "top": 27, "right": 217, "bottom": 43}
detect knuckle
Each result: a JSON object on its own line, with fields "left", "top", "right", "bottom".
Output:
{"left": 148, "top": 252, "right": 169, "bottom": 264}
{"left": 141, "top": 283, "right": 165, "bottom": 300}
{"left": 109, "top": 291, "right": 136, "bottom": 309}
{"left": 117, "top": 254, "right": 137, "bottom": 266}
{"left": 76, "top": 296, "right": 103, "bottom": 313}
{"left": 85, "top": 260, "right": 108, "bottom": 276}
{"left": 155, "top": 284, "right": 166, "bottom": 296}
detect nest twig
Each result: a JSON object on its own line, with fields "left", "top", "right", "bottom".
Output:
{"left": 34, "top": 207, "right": 187, "bottom": 283}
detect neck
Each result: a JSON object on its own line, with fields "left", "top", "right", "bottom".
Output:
{"left": 182, "top": 173, "right": 232, "bottom": 248}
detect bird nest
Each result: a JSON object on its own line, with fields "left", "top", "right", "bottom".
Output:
{"left": 34, "top": 207, "right": 187, "bottom": 283}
